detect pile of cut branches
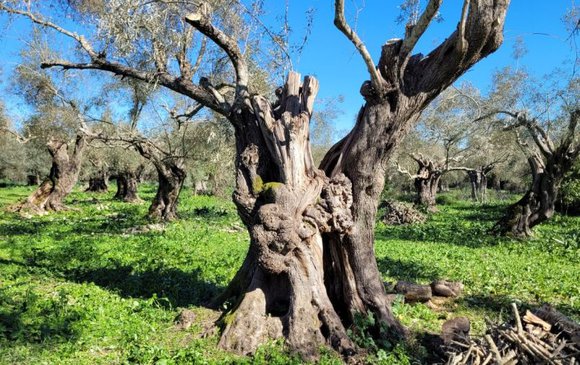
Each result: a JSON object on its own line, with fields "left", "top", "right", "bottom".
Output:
{"left": 445, "top": 303, "right": 579, "bottom": 364}
{"left": 380, "top": 200, "right": 426, "bottom": 225}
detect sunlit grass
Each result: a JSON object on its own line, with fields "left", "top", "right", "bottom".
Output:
{"left": 0, "top": 185, "right": 578, "bottom": 364}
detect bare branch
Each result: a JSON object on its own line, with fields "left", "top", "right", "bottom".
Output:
{"left": 559, "top": 108, "right": 580, "bottom": 156}
{"left": 334, "top": 0, "right": 383, "bottom": 94}
{"left": 190, "top": 36, "right": 207, "bottom": 77}
{"left": 400, "top": 0, "right": 443, "bottom": 61}
{"left": 185, "top": 3, "right": 249, "bottom": 100}
{"left": 40, "top": 60, "right": 228, "bottom": 115}
{"left": 0, "top": 126, "right": 31, "bottom": 144}
{"left": 396, "top": 162, "right": 419, "bottom": 179}
{"left": 0, "top": 4, "right": 97, "bottom": 57}
{"left": 456, "top": 0, "right": 470, "bottom": 52}
{"left": 0, "top": 4, "right": 233, "bottom": 117}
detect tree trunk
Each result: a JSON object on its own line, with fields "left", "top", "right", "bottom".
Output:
{"left": 86, "top": 170, "right": 109, "bottom": 193}
{"left": 195, "top": 2, "right": 508, "bottom": 359}
{"left": 218, "top": 0, "right": 510, "bottom": 349}
{"left": 148, "top": 160, "right": 186, "bottom": 221}
{"left": 468, "top": 170, "right": 482, "bottom": 202}
{"left": 469, "top": 166, "right": 493, "bottom": 203}
{"left": 14, "top": 135, "right": 85, "bottom": 214}
{"left": 493, "top": 157, "right": 560, "bottom": 237}
{"left": 192, "top": 178, "right": 210, "bottom": 195}
{"left": 26, "top": 174, "right": 40, "bottom": 186}
{"left": 415, "top": 173, "right": 441, "bottom": 211}
{"left": 218, "top": 74, "right": 356, "bottom": 360}
{"left": 114, "top": 170, "right": 141, "bottom": 202}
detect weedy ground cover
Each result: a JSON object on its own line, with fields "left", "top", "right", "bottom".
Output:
{"left": 0, "top": 186, "right": 577, "bottom": 364}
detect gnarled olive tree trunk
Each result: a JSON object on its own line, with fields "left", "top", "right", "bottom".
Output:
{"left": 86, "top": 169, "right": 109, "bottom": 193}
{"left": 114, "top": 169, "right": 141, "bottom": 202}
{"left": 415, "top": 172, "right": 441, "bottom": 210}
{"left": 219, "top": 74, "right": 355, "bottom": 360}
{"left": 493, "top": 156, "right": 556, "bottom": 236}
{"left": 214, "top": 0, "right": 509, "bottom": 357}
{"left": 148, "top": 160, "right": 186, "bottom": 221}
{"left": 398, "top": 154, "right": 462, "bottom": 211}
{"left": 467, "top": 165, "right": 493, "bottom": 203}
{"left": 492, "top": 110, "right": 579, "bottom": 237}
{"left": 14, "top": 134, "right": 85, "bottom": 214}
{"left": 409, "top": 156, "right": 444, "bottom": 211}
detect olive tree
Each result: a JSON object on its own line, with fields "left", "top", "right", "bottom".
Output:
{"left": 479, "top": 69, "right": 579, "bottom": 236}
{"left": 6, "top": 49, "right": 93, "bottom": 214}
{"left": 396, "top": 85, "right": 484, "bottom": 209}
{"left": 483, "top": 108, "right": 579, "bottom": 236}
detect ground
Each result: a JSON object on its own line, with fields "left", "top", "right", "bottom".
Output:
{"left": 0, "top": 185, "right": 578, "bottom": 364}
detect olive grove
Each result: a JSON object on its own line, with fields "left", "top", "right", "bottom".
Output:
{"left": 0, "top": 0, "right": 511, "bottom": 359}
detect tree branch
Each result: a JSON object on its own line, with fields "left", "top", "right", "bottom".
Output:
{"left": 399, "top": 0, "right": 443, "bottom": 61}
{"left": 40, "top": 60, "right": 228, "bottom": 115}
{"left": 0, "top": 4, "right": 232, "bottom": 117}
{"left": 185, "top": 3, "right": 249, "bottom": 101}
{"left": 334, "top": 0, "right": 383, "bottom": 94}
{"left": 396, "top": 162, "right": 419, "bottom": 180}
{"left": 0, "top": 127, "right": 31, "bottom": 144}
{"left": 0, "top": 3, "right": 97, "bottom": 57}
{"left": 410, "top": 0, "right": 510, "bottom": 94}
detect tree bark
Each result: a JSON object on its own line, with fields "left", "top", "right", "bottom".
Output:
{"left": 415, "top": 170, "right": 441, "bottom": 211}
{"left": 148, "top": 160, "right": 186, "bottom": 221}
{"left": 14, "top": 134, "right": 85, "bottom": 214}
{"left": 493, "top": 156, "right": 560, "bottom": 237}
{"left": 493, "top": 110, "right": 579, "bottom": 237}
{"left": 218, "top": 74, "right": 356, "bottom": 360}
{"left": 86, "top": 169, "right": 109, "bottom": 193}
{"left": 114, "top": 169, "right": 141, "bottom": 202}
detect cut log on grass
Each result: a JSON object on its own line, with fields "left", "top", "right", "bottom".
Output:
{"left": 522, "top": 310, "right": 551, "bottom": 332}
{"left": 431, "top": 280, "right": 464, "bottom": 298}
{"left": 395, "top": 281, "right": 432, "bottom": 302}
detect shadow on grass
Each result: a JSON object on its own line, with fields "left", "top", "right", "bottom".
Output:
{"left": 0, "top": 218, "right": 51, "bottom": 236}
{"left": 67, "top": 265, "right": 223, "bottom": 309}
{"left": 0, "top": 288, "right": 82, "bottom": 345}
{"left": 376, "top": 256, "right": 442, "bottom": 283}
{"left": 14, "top": 241, "right": 223, "bottom": 310}
{"left": 450, "top": 203, "right": 506, "bottom": 222}
{"left": 178, "top": 206, "right": 234, "bottom": 223}
{"left": 376, "top": 221, "right": 501, "bottom": 248}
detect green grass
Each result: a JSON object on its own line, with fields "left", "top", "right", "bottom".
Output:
{"left": 0, "top": 187, "right": 578, "bottom": 364}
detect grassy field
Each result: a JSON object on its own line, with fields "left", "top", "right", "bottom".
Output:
{"left": 0, "top": 185, "right": 578, "bottom": 364}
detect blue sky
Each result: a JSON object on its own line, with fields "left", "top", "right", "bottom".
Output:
{"left": 284, "top": 0, "right": 576, "bottom": 130}
{"left": 0, "top": 1, "right": 576, "bottom": 131}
